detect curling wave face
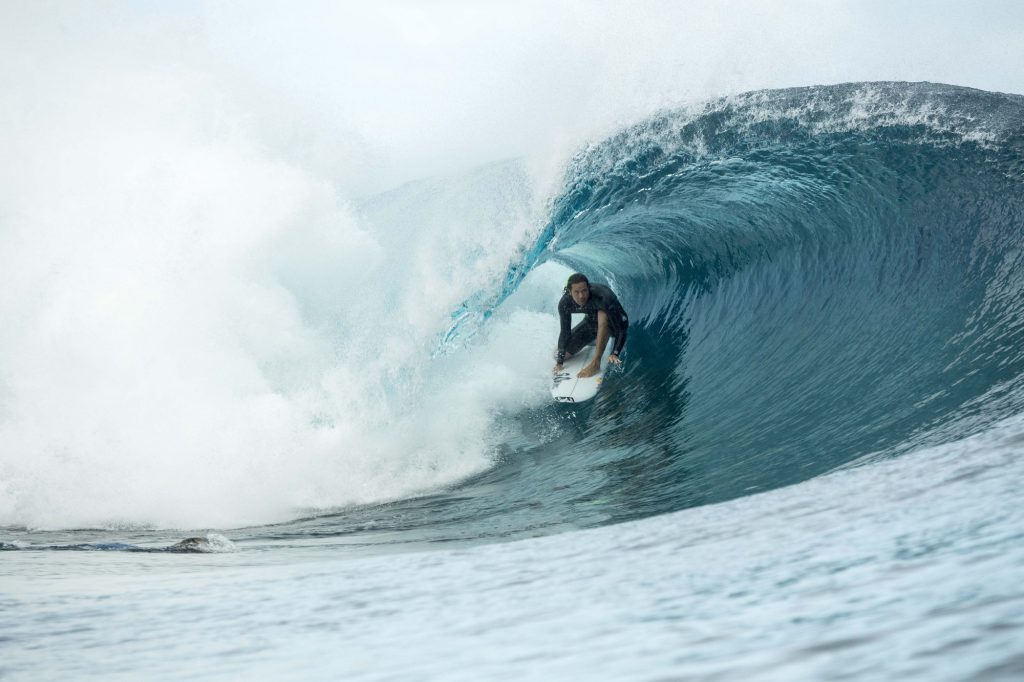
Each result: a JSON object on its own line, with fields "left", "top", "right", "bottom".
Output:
{"left": 3, "top": 82, "right": 1023, "bottom": 547}
{"left": 526, "top": 82, "right": 1024, "bottom": 516}
{"left": 264, "top": 82, "right": 1024, "bottom": 549}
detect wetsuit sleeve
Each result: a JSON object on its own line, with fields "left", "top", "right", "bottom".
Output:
{"left": 611, "top": 312, "right": 628, "bottom": 356}
{"left": 556, "top": 297, "right": 572, "bottom": 363}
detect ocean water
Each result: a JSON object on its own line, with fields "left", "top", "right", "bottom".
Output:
{"left": 3, "top": 82, "right": 1024, "bottom": 680}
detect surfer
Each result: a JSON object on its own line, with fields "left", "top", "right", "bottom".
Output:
{"left": 554, "top": 273, "right": 628, "bottom": 378}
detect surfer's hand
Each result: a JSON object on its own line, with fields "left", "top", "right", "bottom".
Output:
{"left": 608, "top": 353, "right": 622, "bottom": 365}
{"left": 553, "top": 364, "right": 563, "bottom": 373}
{"left": 578, "top": 363, "right": 599, "bottom": 378}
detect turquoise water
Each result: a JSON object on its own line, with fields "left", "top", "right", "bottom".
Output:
{"left": 3, "top": 83, "right": 1024, "bottom": 679}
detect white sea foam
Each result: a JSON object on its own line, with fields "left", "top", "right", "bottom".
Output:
{"left": 0, "top": 57, "right": 552, "bottom": 529}
{"left": 0, "top": 118, "right": 555, "bottom": 529}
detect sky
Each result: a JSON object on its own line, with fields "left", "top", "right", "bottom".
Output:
{"left": 3, "top": 0, "right": 1024, "bottom": 195}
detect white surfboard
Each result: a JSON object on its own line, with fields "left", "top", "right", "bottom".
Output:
{"left": 551, "top": 343, "right": 613, "bottom": 403}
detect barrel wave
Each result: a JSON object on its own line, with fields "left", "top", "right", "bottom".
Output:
{"left": 4, "top": 82, "right": 1024, "bottom": 550}
{"left": 531, "top": 81, "right": 1024, "bottom": 504}
{"left": 6, "top": 69, "right": 1024, "bottom": 681}
{"left": 379, "top": 81, "right": 1024, "bottom": 545}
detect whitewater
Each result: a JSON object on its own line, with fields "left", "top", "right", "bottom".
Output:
{"left": 3, "top": 4, "right": 1024, "bottom": 681}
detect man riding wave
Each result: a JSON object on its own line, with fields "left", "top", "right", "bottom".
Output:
{"left": 554, "top": 273, "right": 628, "bottom": 378}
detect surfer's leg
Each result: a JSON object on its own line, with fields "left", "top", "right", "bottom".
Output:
{"left": 565, "top": 320, "right": 597, "bottom": 357}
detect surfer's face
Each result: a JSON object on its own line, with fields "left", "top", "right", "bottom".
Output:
{"left": 570, "top": 282, "right": 590, "bottom": 306}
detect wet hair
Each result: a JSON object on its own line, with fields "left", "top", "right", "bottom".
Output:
{"left": 564, "top": 273, "right": 589, "bottom": 294}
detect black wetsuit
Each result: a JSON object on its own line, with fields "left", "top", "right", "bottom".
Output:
{"left": 556, "top": 283, "right": 629, "bottom": 364}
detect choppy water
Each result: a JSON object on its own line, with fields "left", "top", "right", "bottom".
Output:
{"left": 4, "top": 415, "right": 1023, "bottom": 680}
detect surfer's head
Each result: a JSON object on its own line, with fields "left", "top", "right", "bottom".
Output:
{"left": 566, "top": 273, "right": 590, "bottom": 306}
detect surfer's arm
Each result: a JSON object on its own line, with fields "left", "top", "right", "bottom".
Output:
{"left": 578, "top": 311, "right": 609, "bottom": 378}
{"left": 609, "top": 311, "right": 628, "bottom": 364}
